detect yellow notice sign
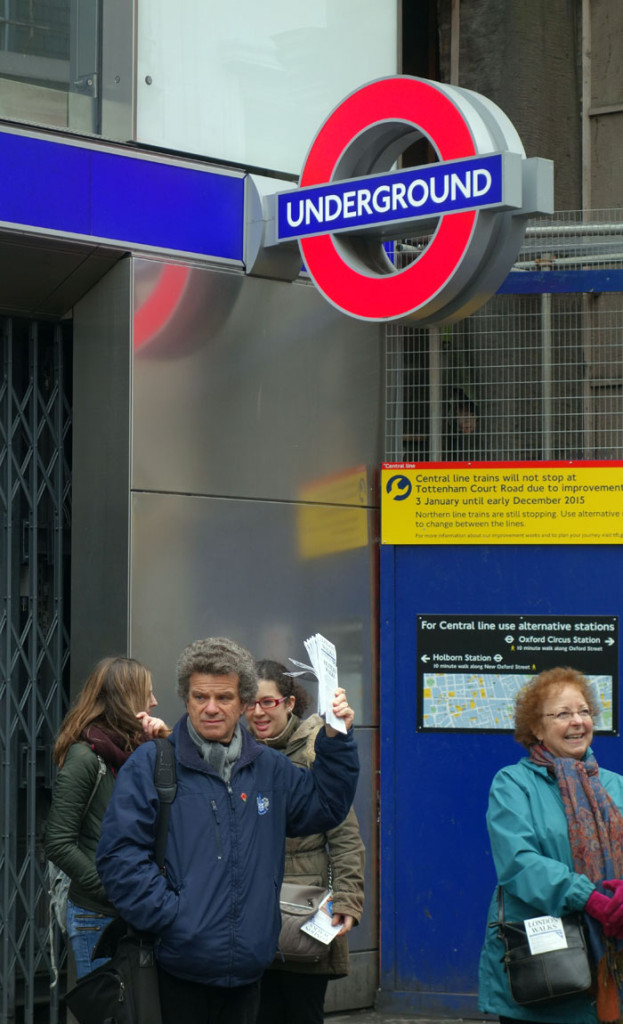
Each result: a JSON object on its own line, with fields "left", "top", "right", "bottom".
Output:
{"left": 382, "top": 461, "right": 623, "bottom": 545}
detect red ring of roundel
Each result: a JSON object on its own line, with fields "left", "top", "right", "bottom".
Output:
{"left": 299, "top": 77, "right": 478, "bottom": 321}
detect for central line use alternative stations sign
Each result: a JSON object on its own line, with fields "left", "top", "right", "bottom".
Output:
{"left": 416, "top": 613, "right": 618, "bottom": 732}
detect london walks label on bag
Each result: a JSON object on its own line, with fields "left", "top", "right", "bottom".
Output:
{"left": 524, "top": 916, "right": 569, "bottom": 955}
{"left": 300, "top": 893, "right": 343, "bottom": 945}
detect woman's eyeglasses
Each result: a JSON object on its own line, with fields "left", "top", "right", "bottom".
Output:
{"left": 247, "top": 696, "right": 288, "bottom": 711}
{"left": 543, "top": 709, "right": 592, "bottom": 723}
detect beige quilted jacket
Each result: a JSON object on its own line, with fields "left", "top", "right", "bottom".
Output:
{"left": 266, "top": 713, "right": 365, "bottom": 976}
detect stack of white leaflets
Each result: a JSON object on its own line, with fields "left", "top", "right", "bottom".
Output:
{"left": 289, "top": 633, "right": 346, "bottom": 734}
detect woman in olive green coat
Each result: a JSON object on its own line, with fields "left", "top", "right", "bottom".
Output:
{"left": 246, "top": 659, "right": 365, "bottom": 1024}
{"left": 46, "top": 656, "right": 168, "bottom": 978}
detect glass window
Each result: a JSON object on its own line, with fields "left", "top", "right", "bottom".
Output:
{"left": 0, "top": 0, "right": 99, "bottom": 133}
{"left": 136, "top": 0, "right": 398, "bottom": 175}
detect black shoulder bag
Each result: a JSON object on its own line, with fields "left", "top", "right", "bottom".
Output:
{"left": 64, "top": 737, "right": 177, "bottom": 1024}
{"left": 491, "top": 885, "right": 592, "bottom": 1006}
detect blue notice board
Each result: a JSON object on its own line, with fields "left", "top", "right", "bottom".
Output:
{"left": 379, "top": 541, "right": 623, "bottom": 1016}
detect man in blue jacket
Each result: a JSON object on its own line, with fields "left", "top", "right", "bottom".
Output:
{"left": 96, "top": 636, "right": 359, "bottom": 1024}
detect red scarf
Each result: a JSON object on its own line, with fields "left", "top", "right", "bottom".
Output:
{"left": 82, "top": 723, "right": 145, "bottom": 773}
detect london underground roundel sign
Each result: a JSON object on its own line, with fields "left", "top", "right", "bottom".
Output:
{"left": 271, "top": 76, "right": 553, "bottom": 325}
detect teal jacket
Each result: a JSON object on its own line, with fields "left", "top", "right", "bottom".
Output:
{"left": 478, "top": 751, "right": 623, "bottom": 1023}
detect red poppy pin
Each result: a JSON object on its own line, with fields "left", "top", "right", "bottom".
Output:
{"left": 241, "top": 792, "right": 247, "bottom": 802}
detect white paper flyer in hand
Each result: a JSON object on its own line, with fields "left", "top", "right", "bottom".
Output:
{"left": 524, "top": 915, "right": 568, "bottom": 955}
{"left": 289, "top": 633, "right": 346, "bottom": 733}
{"left": 300, "top": 892, "right": 343, "bottom": 946}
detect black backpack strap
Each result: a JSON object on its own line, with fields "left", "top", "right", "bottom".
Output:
{"left": 152, "top": 737, "right": 177, "bottom": 872}
{"left": 92, "top": 742, "right": 177, "bottom": 963}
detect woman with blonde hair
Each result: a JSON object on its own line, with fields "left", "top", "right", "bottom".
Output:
{"left": 46, "top": 656, "right": 169, "bottom": 978}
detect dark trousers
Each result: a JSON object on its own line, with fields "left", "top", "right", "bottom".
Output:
{"left": 158, "top": 967, "right": 260, "bottom": 1024}
{"left": 255, "top": 970, "right": 330, "bottom": 1024}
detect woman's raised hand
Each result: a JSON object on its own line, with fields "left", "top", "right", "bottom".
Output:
{"left": 325, "top": 687, "right": 354, "bottom": 736}
{"left": 136, "top": 711, "right": 169, "bottom": 738}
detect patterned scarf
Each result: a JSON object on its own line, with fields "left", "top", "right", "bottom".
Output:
{"left": 187, "top": 719, "right": 242, "bottom": 783}
{"left": 530, "top": 744, "right": 623, "bottom": 1022}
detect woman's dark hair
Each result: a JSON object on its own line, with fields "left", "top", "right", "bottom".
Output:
{"left": 255, "top": 659, "right": 311, "bottom": 717}
{"left": 514, "top": 666, "right": 600, "bottom": 749}
{"left": 54, "top": 657, "right": 153, "bottom": 767}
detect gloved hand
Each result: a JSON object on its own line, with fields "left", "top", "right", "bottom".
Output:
{"left": 603, "top": 879, "right": 623, "bottom": 930}
{"left": 586, "top": 889, "right": 618, "bottom": 936}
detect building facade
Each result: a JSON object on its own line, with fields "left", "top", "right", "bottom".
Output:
{"left": 2, "top": 1, "right": 623, "bottom": 1019}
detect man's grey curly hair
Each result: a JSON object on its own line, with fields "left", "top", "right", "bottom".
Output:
{"left": 175, "top": 637, "right": 258, "bottom": 704}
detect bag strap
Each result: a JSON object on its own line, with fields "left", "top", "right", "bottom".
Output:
{"left": 90, "top": 742, "right": 177, "bottom": 969}
{"left": 82, "top": 754, "right": 107, "bottom": 820}
{"left": 497, "top": 885, "right": 505, "bottom": 925}
{"left": 49, "top": 749, "right": 106, "bottom": 844}
{"left": 152, "top": 737, "right": 177, "bottom": 871}
{"left": 487, "top": 886, "right": 507, "bottom": 940}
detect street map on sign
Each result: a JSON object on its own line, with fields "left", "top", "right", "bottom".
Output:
{"left": 421, "top": 673, "right": 613, "bottom": 731}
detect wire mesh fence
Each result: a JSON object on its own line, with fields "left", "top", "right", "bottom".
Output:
{"left": 385, "top": 209, "right": 623, "bottom": 462}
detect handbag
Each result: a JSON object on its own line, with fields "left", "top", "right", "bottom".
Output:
{"left": 492, "top": 886, "right": 593, "bottom": 1006}
{"left": 64, "top": 738, "right": 176, "bottom": 1024}
{"left": 278, "top": 882, "right": 331, "bottom": 962}
{"left": 64, "top": 922, "right": 161, "bottom": 1024}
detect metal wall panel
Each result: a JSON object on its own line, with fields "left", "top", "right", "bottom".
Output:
{"left": 71, "top": 258, "right": 132, "bottom": 691}
{"left": 130, "top": 490, "right": 379, "bottom": 1003}
{"left": 131, "top": 260, "right": 383, "bottom": 503}
{"left": 130, "top": 492, "right": 376, "bottom": 730}
{"left": 327, "top": 723, "right": 378, "bottom": 1009}
{"left": 71, "top": 255, "right": 382, "bottom": 1011}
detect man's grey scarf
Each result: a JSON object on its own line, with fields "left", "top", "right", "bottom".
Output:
{"left": 186, "top": 719, "right": 242, "bottom": 783}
